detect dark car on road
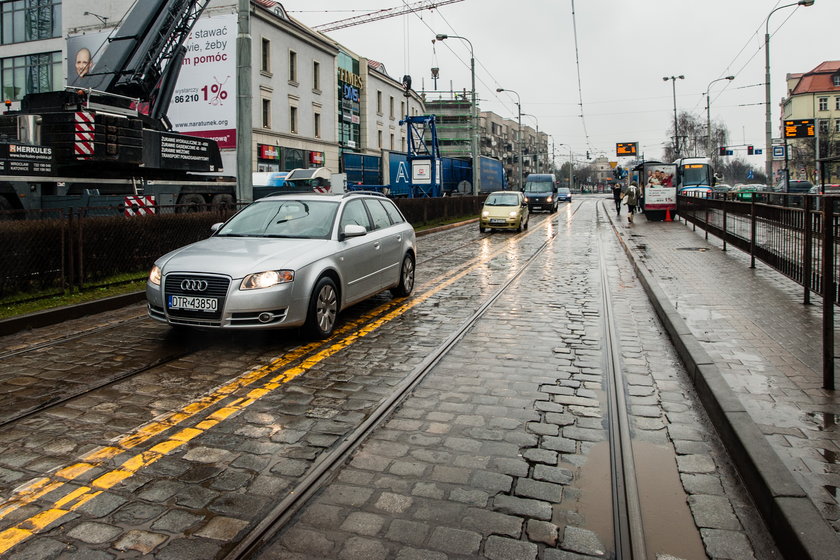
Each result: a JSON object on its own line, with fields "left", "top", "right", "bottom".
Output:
{"left": 523, "top": 173, "right": 558, "bottom": 213}
{"left": 557, "top": 187, "right": 572, "bottom": 203}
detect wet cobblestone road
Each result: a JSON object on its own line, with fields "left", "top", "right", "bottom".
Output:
{"left": 0, "top": 198, "right": 777, "bottom": 559}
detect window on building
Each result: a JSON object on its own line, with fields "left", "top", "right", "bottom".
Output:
{"left": 1, "top": 51, "right": 60, "bottom": 100}
{"left": 2, "top": 1, "right": 61, "bottom": 45}
{"left": 377, "top": 91, "right": 382, "bottom": 114}
{"left": 314, "top": 112, "right": 321, "bottom": 138}
{"left": 261, "top": 98, "right": 271, "bottom": 128}
{"left": 401, "top": 137, "right": 405, "bottom": 151}
{"left": 313, "top": 61, "right": 320, "bottom": 91}
{"left": 390, "top": 133, "right": 394, "bottom": 150}
{"left": 290, "top": 106, "right": 298, "bottom": 133}
{"left": 261, "top": 38, "right": 270, "bottom": 73}
{"left": 835, "top": 119, "right": 840, "bottom": 134}
{"left": 834, "top": 75, "right": 840, "bottom": 87}
{"left": 819, "top": 97, "right": 828, "bottom": 111}
{"left": 819, "top": 119, "right": 829, "bottom": 134}
{"left": 836, "top": 96, "right": 840, "bottom": 111}
{"left": 389, "top": 96, "right": 394, "bottom": 119}
{"left": 289, "top": 50, "right": 297, "bottom": 83}
{"left": 400, "top": 101, "right": 405, "bottom": 119}
{"left": 377, "top": 130, "right": 382, "bottom": 148}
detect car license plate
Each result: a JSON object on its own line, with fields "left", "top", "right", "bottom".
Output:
{"left": 490, "top": 219, "right": 506, "bottom": 224}
{"left": 168, "top": 295, "right": 218, "bottom": 312}
{"left": 532, "top": 205, "right": 542, "bottom": 210}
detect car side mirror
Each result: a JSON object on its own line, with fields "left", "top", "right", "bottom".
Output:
{"left": 340, "top": 223, "right": 367, "bottom": 240}
{"left": 210, "top": 223, "right": 223, "bottom": 233}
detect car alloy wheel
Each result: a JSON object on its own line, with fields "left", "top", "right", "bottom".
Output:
{"left": 391, "top": 254, "right": 415, "bottom": 297}
{"left": 305, "top": 277, "right": 338, "bottom": 339}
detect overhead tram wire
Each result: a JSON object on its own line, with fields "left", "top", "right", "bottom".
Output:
{"left": 689, "top": 2, "right": 801, "bottom": 114}
{"left": 569, "top": 0, "right": 593, "bottom": 154}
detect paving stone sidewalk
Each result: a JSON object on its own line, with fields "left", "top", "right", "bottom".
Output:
{"left": 611, "top": 207, "right": 840, "bottom": 558}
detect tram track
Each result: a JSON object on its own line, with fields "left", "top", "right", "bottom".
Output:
{"left": 0, "top": 210, "right": 574, "bottom": 545}
{"left": 596, "top": 202, "right": 647, "bottom": 559}
{"left": 0, "top": 199, "right": 741, "bottom": 559}
{"left": 224, "top": 206, "right": 584, "bottom": 560}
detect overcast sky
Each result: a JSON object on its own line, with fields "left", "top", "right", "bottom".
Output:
{"left": 285, "top": 0, "right": 834, "bottom": 167}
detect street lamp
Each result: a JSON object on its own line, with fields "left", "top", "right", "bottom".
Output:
{"left": 435, "top": 33, "right": 480, "bottom": 195}
{"left": 706, "top": 75, "right": 735, "bottom": 158}
{"left": 663, "top": 75, "right": 684, "bottom": 158}
{"left": 497, "top": 87, "right": 522, "bottom": 188}
{"left": 521, "top": 113, "right": 540, "bottom": 173}
{"left": 765, "top": 0, "right": 814, "bottom": 187}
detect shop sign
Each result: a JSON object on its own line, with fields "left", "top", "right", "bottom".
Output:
{"left": 258, "top": 144, "right": 280, "bottom": 160}
{"left": 310, "top": 151, "right": 324, "bottom": 165}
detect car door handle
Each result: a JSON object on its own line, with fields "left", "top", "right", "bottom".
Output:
{"left": 395, "top": 235, "right": 402, "bottom": 242}
{"left": 374, "top": 242, "right": 381, "bottom": 250}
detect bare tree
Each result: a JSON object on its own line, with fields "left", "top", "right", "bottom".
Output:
{"left": 663, "top": 111, "right": 729, "bottom": 164}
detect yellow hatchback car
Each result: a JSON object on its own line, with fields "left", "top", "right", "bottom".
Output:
{"left": 479, "top": 191, "right": 530, "bottom": 233}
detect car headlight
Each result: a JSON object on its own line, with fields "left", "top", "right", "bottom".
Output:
{"left": 241, "top": 270, "right": 295, "bottom": 290}
{"left": 509, "top": 211, "right": 519, "bottom": 218}
{"left": 482, "top": 210, "right": 490, "bottom": 217}
{"left": 546, "top": 196, "right": 553, "bottom": 203}
{"left": 149, "top": 265, "right": 162, "bottom": 286}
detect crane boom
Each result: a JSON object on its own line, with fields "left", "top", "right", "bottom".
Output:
{"left": 313, "top": 0, "right": 464, "bottom": 32}
{"left": 73, "top": 0, "right": 211, "bottom": 115}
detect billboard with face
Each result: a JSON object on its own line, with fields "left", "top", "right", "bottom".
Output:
{"left": 642, "top": 163, "right": 677, "bottom": 210}
{"left": 66, "top": 12, "right": 236, "bottom": 149}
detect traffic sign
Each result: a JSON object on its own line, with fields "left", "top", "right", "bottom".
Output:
{"left": 784, "top": 119, "right": 815, "bottom": 139}
{"left": 616, "top": 142, "right": 638, "bottom": 156}
{"left": 772, "top": 145, "right": 786, "bottom": 159}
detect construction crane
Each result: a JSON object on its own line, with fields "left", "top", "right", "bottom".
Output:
{"left": 313, "top": 0, "right": 464, "bottom": 32}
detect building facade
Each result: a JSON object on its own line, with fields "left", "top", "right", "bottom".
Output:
{"left": 252, "top": 2, "right": 339, "bottom": 173}
{"left": 358, "top": 58, "right": 424, "bottom": 157}
{"left": 0, "top": 0, "right": 429, "bottom": 184}
{"left": 782, "top": 61, "right": 840, "bottom": 183}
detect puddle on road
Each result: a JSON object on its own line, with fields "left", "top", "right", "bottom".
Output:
{"left": 574, "top": 440, "right": 706, "bottom": 559}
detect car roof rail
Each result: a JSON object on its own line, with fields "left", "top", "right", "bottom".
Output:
{"left": 343, "top": 190, "right": 386, "bottom": 198}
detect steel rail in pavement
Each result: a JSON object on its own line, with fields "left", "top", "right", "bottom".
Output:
{"left": 225, "top": 205, "right": 583, "bottom": 559}
{"left": 597, "top": 202, "right": 648, "bottom": 560}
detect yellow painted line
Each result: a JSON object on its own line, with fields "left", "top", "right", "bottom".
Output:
{"left": 0, "top": 217, "right": 560, "bottom": 554}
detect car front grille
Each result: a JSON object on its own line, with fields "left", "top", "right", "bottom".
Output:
{"left": 164, "top": 273, "right": 230, "bottom": 322}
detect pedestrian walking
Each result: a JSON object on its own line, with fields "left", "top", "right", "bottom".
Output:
{"left": 612, "top": 183, "right": 622, "bottom": 215}
{"left": 625, "top": 182, "right": 640, "bottom": 223}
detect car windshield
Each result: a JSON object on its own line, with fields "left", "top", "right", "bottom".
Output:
{"left": 524, "top": 181, "right": 553, "bottom": 193}
{"left": 558, "top": 188, "right": 570, "bottom": 194}
{"left": 485, "top": 193, "right": 520, "bottom": 206}
{"left": 217, "top": 199, "right": 339, "bottom": 239}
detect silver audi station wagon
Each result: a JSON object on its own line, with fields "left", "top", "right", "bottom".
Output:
{"left": 147, "top": 192, "right": 416, "bottom": 338}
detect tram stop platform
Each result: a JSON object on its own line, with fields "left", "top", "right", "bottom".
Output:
{"left": 606, "top": 203, "right": 840, "bottom": 560}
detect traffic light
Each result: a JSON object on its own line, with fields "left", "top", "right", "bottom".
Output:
{"left": 586, "top": 151, "right": 590, "bottom": 159}
{"left": 747, "top": 145, "right": 754, "bottom": 155}
{"left": 719, "top": 146, "right": 726, "bottom": 156}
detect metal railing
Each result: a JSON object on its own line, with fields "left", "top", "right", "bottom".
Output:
{"left": 677, "top": 192, "right": 838, "bottom": 389}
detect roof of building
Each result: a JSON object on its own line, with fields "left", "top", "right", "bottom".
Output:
{"left": 789, "top": 61, "right": 840, "bottom": 95}
{"left": 367, "top": 59, "right": 391, "bottom": 78}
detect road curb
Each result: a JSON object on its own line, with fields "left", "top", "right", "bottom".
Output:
{"left": 0, "top": 291, "right": 146, "bottom": 337}
{"left": 607, "top": 206, "right": 839, "bottom": 560}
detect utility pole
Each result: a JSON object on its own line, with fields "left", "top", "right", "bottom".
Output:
{"left": 236, "top": 0, "right": 252, "bottom": 203}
